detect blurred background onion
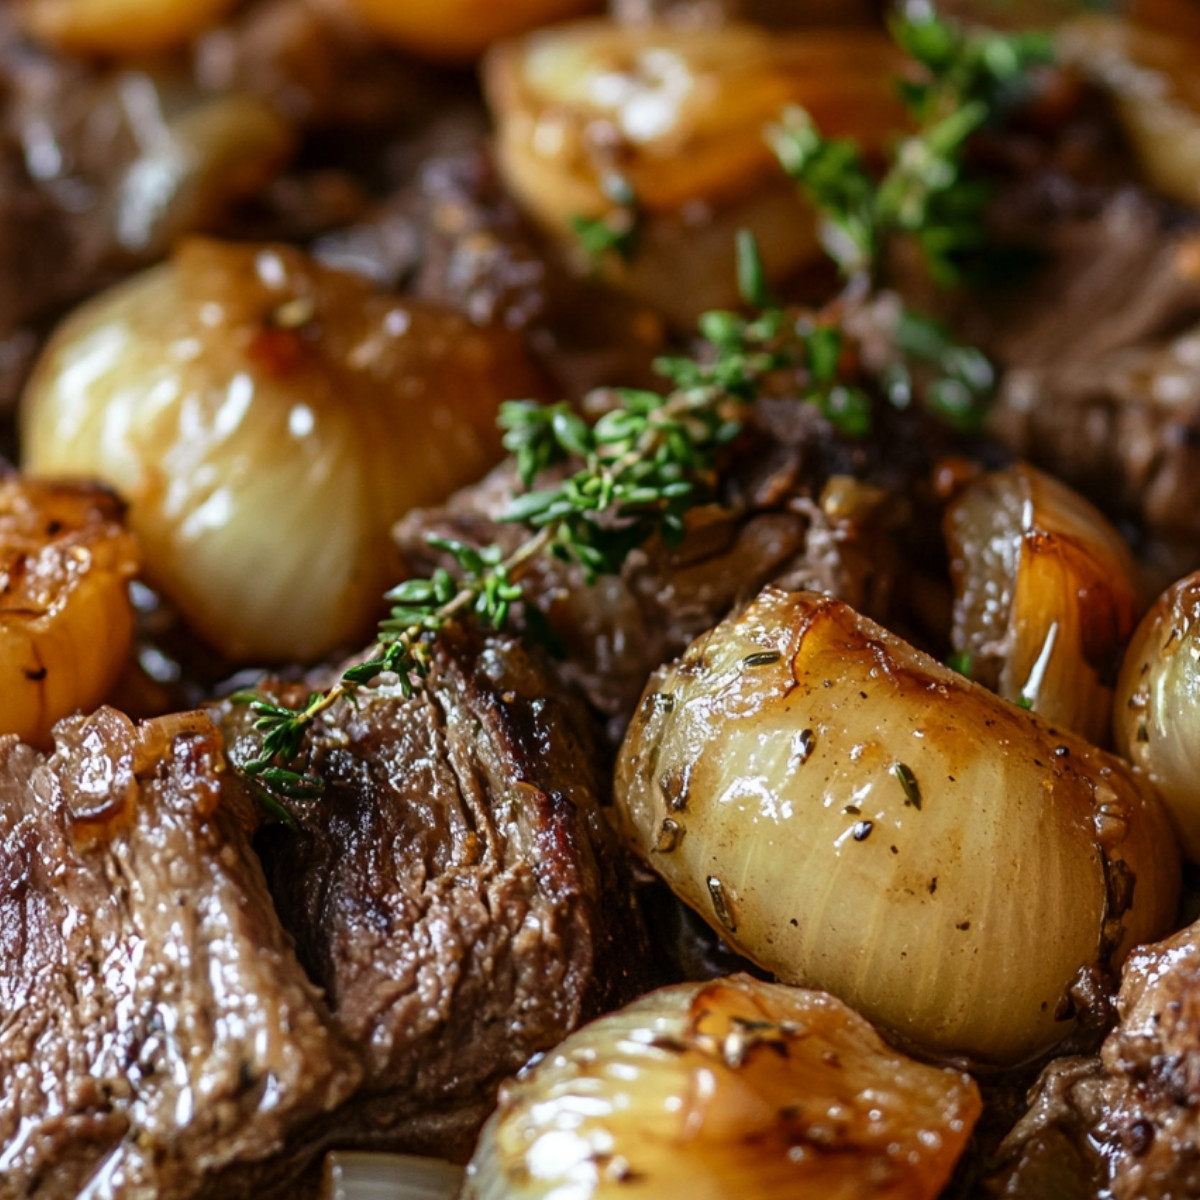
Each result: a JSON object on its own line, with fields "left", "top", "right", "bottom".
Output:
{"left": 943, "top": 462, "right": 1143, "bottom": 745}
{"left": 1114, "top": 570, "right": 1200, "bottom": 860}
{"left": 0, "top": 474, "right": 139, "bottom": 746}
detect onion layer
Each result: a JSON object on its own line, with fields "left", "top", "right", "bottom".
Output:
{"left": 462, "top": 975, "right": 982, "bottom": 1200}
{"left": 1114, "top": 571, "right": 1200, "bottom": 860}
{"left": 944, "top": 462, "right": 1142, "bottom": 745}
{"left": 614, "top": 587, "right": 1180, "bottom": 1065}
{"left": 22, "top": 239, "right": 546, "bottom": 662}
{"left": 0, "top": 475, "right": 138, "bottom": 748}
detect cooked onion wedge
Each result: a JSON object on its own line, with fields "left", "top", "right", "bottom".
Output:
{"left": 0, "top": 475, "right": 138, "bottom": 748}
{"left": 944, "top": 463, "right": 1142, "bottom": 745}
{"left": 1114, "top": 571, "right": 1200, "bottom": 860}
{"left": 484, "top": 20, "right": 907, "bottom": 322}
{"left": 22, "top": 239, "right": 544, "bottom": 663}
{"left": 463, "top": 975, "right": 982, "bottom": 1200}
{"left": 615, "top": 587, "right": 1180, "bottom": 1065}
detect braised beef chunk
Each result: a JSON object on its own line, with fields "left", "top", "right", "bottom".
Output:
{"left": 971, "top": 185, "right": 1200, "bottom": 576}
{"left": 987, "top": 918, "right": 1200, "bottom": 1199}
{"left": 0, "top": 707, "right": 360, "bottom": 1200}
{"left": 395, "top": 398, "right": 952, "bottom": 739}
{"left": 219, "top": 626, "right": 648, "bottom": 1162}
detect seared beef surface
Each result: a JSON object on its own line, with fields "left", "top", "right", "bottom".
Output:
{"left": 0, "top": 707, "right": 359, "bottom": 1200}
{"left": 218, "top": 626, "right": 648, "bottom": 1162}
{"left": 987, "top": 917, "right": 1200, "bottom": 1199}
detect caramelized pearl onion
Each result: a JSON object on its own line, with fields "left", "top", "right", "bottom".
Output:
{"left": 22, "top": 239, "right": 546, "bottom": 663}
{"left": 484, "top": 20, "right": 907, "bottom": 322}
{"left": 0, "top": 476, "right": 139, "bottom": 748}
{"left": 944, "top": 462, "right": 1142, "bottom": 745}
{"left": 1114, "top": 571, "right": 1200, "bottom": 860}
{"left": 462, "top": 976, "right": 982, "bottom": 1200}
{"left": 615, "top": 587, "right": 1180, "bottom": 1065}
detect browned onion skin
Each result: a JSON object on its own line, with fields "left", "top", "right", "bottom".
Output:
{"left": 462, "top": 975, "right": 982, "bottom": 1200}
{"left": 614, "top": 586, "right": 1181, "bottom": 1065}
{"left": 944, "top": 462, "right": 1142, "bottom": 745}
{"left": 22, "top": 238, "right": 548, "bottom": 663}
{"left": 0, "top": 475, "right": 139, "bottom": 748}
{"left": 1114, "top": 570, "right": 1200, "bottom": 860}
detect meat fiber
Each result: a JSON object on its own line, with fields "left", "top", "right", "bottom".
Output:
{"left": 217, "top": 624, "right": 649, "bottom": 1162}
{"left": 0, "top": 707, "right": 360, "bottom": 1200}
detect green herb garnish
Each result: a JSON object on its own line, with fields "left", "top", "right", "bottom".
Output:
{"left": 771, "top": 13, "right": 1053, "bottom": 288}
{"left": 235, "top": 15, "right": 1050, "bottom": 806}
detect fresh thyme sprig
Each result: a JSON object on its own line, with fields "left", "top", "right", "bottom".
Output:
{"left": 770, "top": 13, "right": 1053, "bottom": 287}
{"left": 235, "top": 236, "right": 846, "bottom": 798}
{"left": 233, "top": 15, "right": 1048, "bottom": 808}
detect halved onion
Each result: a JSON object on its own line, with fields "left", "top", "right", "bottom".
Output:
{"left": 1059, "top": 15, "right": 1200, "bottom": 210}
{"left": 943, "top": 462, "right": 1142, "bottom": 745}
{"left": 1114, "top": 571, "right": 1200, "bottom": 860}
{"left": 462, "top": 975, "right": 982, "bottom": 1200}
{"left": 17, "top": 0, "right": 239, "bottom": 55}
{"left": 22, "top": 238, "right": 546, "bottom": 663}
{"left": 614, "top": 586, "right": 1180, "bottom": 1065}
{"left": 484, "top": 19, "right": 907, "bottom": 322}
{"left": 0, "top": 475, "right": 139, "bottom": 748}
{"left": 339, "top": 0, "right": 601, "bottom": 62}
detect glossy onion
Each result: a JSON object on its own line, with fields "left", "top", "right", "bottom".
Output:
{"left": 944, "top": 462, "right": 1142, "bottom": 745}
{"left": 18, "top": 0, "right": 239, "bottom": 55}
{"left": 462, "top": 975, "right": 982, "bottom": 1200}
{"left": 615, "top": 587, "right": 1180, "bottom": 1065}
{"left": 341, "top": 0, "right": 600, "bottom": 62}
{"left": 1114, "top": 571, "right": 1200, "bottom": 860}
{"left": 1059, "top": 15, "right": 1200, "bottom": 210}
{"left": 112, "top": 91, "right": 296, "bottom": 259}
{"left": 484, "top": 20, "right": 906, "bottom": 323}
{"left": 22, "top": 238, "right": 544, "bottom": 662}
{"left": 0, "top": 475, "right": 139, "bottom": 748}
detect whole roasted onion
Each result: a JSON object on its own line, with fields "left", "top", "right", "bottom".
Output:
{"left": 462, "top": 975, "right": 982, "bottom": 1200}
{"left": 22, "top": 239, "right": 546, "bottom": 662}
{"left": 615, "top": 586, "right": 1180, "bottom": 1065}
